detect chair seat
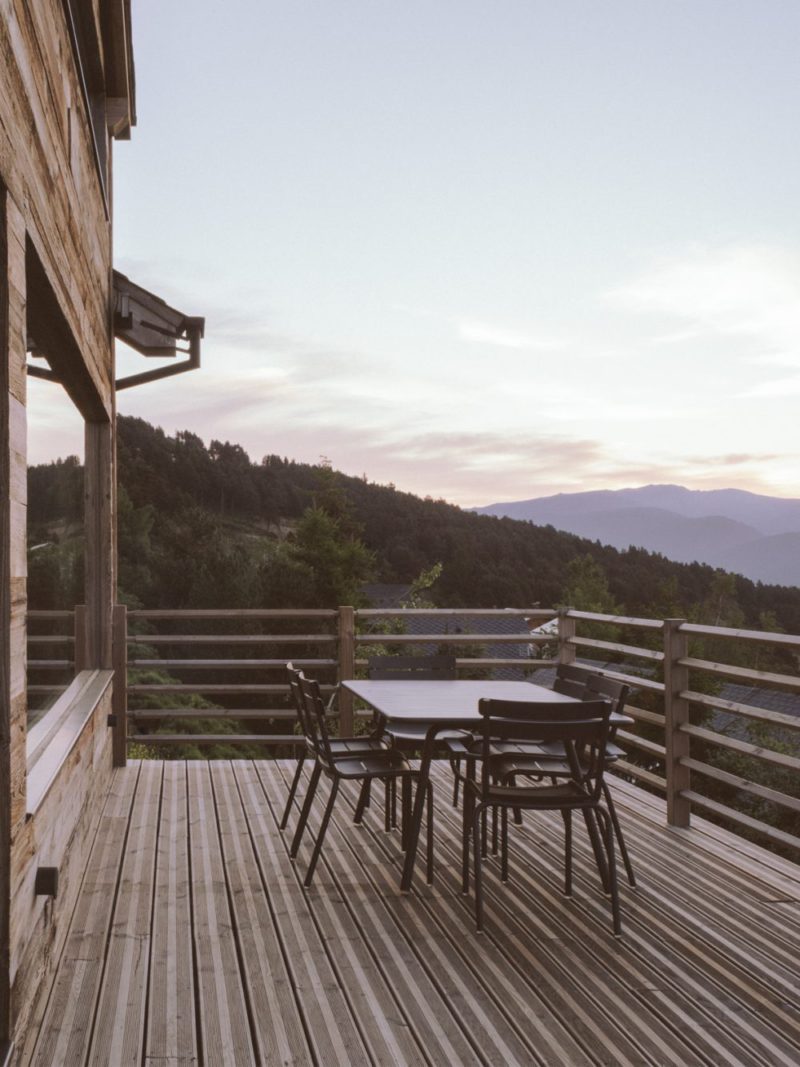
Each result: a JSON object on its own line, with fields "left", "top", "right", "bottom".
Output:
{"left": 329, "top": 736, "right": 389, "bottom": 756}
{"left": 329, "top": 750, "right": 413, "bottom": 779}
{"left": 491, "top": 753, "right": 571, "bottom": 778}
{"left": 490, "top": 740, "right": 551, "bottom": 756}
{"left": 385, "top": 723, "right": 467, "bottom": 747}
{"left": 468, "top": 777, "right": 592, "bottom": 806}
{"left": 536, "top": 739, "right": 625, "bottom": 761}
{"left": 444, "top": 736, "right": 550, "bottom": 758}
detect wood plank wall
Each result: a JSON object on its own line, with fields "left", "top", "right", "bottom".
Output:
{"left": 10, "top": 686, "right": 114, "bottom": 1049}
{"left": 0, "top": 0, "right": 112, "bottom": 408}
{"left": 0, "top": 0, "right": 120, "bottom": 1052}
{"left": 1, "top": 181, "right": 28, "bottom": 1051}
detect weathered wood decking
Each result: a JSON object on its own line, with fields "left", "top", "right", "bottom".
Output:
{"left": 21, "top": 761, "right": 800, "bottom": 1066}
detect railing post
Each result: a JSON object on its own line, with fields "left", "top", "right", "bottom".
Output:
{"left": 338, "top": 605, "right": 355, "bottom": 737}
{"left": 112, "top": 605, "right": 128, "bottom": 767}
{"left": 664, "top": 618, "right": 690, "bottom": 827}
{"left": 557, "top": 607, "right": 576, "bottom": 665}
{"left": 74, "top": 604, "right": 88, "bottom": 673}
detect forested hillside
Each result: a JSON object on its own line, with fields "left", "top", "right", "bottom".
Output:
{"left": 27, "top": 415, "right": 800, "bottom": 633}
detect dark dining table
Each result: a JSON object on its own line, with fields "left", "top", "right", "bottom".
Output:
{"left": 342, "top": 679, "right": 631, "bottom": 892}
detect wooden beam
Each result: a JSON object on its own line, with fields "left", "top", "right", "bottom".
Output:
{"left": 0, "top": 186, "right": 27, "bottom": 1049}
{"left": 337, "top": 606, "right": 354, "bottom": 736}
{"left": 84, "top": 422, "right": 114, "bottom": 668}
{"left": 24, "top": 241, "right": 109, "bottom": 421}
{"left": 664, "top": 618, "right": 691, "bottom": 828}
{"left": 111, "top": 605, "right": 127, "bottom": 767}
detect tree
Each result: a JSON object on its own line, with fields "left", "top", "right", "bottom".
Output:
{"left": 260, "top": 507, "right": 375, "bottom": 609}
{"left": 561, "top": 554, "right": 620, "bottom": 615}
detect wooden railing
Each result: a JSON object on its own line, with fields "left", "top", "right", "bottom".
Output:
{"left": 26, "top": 607, "right": 85, "bottom": 717}
{"left": 26, "top": 605, "right": 800, "bottom": 856}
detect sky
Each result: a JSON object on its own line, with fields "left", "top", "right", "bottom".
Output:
{"left": 28, "top": 0, "right": 800, "bottom": 506}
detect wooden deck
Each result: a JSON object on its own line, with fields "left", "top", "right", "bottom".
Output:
{"left": 21, "top": 760, "right": 800, "bottom": 1066}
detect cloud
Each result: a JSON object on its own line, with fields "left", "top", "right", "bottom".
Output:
{"left": 742, "top": 374, "right": 800, "bottom": 398}
{"left": 43, "top": 256, "right": 799, "bottom": 506}
{"left": 457, "top": 319, "right": 567, "bottom": 351}
{"left": 607, "top": 243, "right": 800, "bottom": 353}
{"left": 685, "top": 451, "right": 785, "bottom": 467}
{"left": 746, "top": 352, "right": 800, "bottom": 369}
{"left": 393, "top": 304, "right": 569, "bottom": 352}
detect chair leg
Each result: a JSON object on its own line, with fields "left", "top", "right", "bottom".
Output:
{"left": 290, "top": 761, "right": 322, "bottom": 858}
{"left": 451, "top": 758, "right": 460, "bottom": 807}
{"left": 597, "top": 806, "right": 622, "bottom": 937}
{"left": 304, "top": 777, "right": 340, "bottom": 888}
{"left": 279, "top": 753, "right": 305, "bottom": 830}
{"left": 563, "top": 810, "right": 573, "bottom": 897}
{"left": 425, "top": 782, "right": 434, "bottom": 884}
{"left": 513, "top": 805, "right": 523, "bottom": 826}
{"left": 491, "top": 804, "right": 499, "bottom": 855}
{"left": 602, "top": 780, "right": 636, "bottom": 887}
{"left": 473, "top": 804, "right": 485, "bottom": 931}
{"left": 353, "top": 779, "right": 370, "bottom": 825}
{"left": 461, "top": 785, "right": 472, "bottom": 893}
{"left": 401, "top": 775, "right": 412, "bottom": 851}
{"left": 500, "top": 806, "right": 509, "bottom": 882}
{"left": 582, "top": 809, "right": 611, "bottom": 893}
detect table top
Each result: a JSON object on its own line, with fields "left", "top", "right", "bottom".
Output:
{"left": 343, "top": 678, "right": 597, "bottom": 723}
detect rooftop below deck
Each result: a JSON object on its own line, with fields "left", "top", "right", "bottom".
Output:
{"left": 21, "top": 761, "right": 800, "bottom": 1066}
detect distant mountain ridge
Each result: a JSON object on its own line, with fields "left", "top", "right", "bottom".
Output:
{"left": 473, "top": 485, "right": 800, "bottom": 587}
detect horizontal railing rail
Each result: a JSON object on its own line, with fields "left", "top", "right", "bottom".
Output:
{"left": 26, "top": 608, "right": 81, "bottom": 710}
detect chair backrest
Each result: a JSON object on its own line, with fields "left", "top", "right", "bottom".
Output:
{"left": 477, "top": 698, "right": 612, "bottom": 799}
{"left": 287, "top": 662, "right": 313, "bottom": 745}
{"left": 555, "top": 662, "right": 591, "bottom": 686}
{"left": 299, "top": 674, "right": 335, "bottom": 766}
{"left": 552, "top": 676, "right": 587, "bottom": 700}
{"left": 367, "top": 654, "right": 457, "bottom": 681}
{"left": 584, "top": 673, "right": 630, "bottom": 716}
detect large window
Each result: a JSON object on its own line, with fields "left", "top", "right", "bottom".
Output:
{"left": 26, "top": 375, "right": 85, "bottom": 726}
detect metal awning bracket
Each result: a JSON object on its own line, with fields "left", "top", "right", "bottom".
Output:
{"left": 113, "top": 271, "right": 204, "bottom": 391}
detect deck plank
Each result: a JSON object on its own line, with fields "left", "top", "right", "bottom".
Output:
{"left": 209, "top": 760, "right": 312, "bottom": 1066}
{"left": 259, "top": 760, "right": 484, "bottom": 1066}
{"left": 233, "top": 761, "right": 378, "bottom": 1066}
{"left": 321, "top": 766, "right": 683, "bottom": 1067}
{"left": 145, "top": 761, "right": 198, "bottom": 1066}
{"left": 186, "top": 761, "right": 255, "bottom": 1066}
{"left": 270, "top": 760, "right": 597, "bottom": 1067}
{"left": 28, "top": 764, "right": 141, "bottom": 1067}
{"left": 25, "top": 760, "right": 800, "bottom": 1067}
{"left": 89, "top": 760, "right": 162, "bottom": 1065}
{"left": 431, "top": 770, "right": 800, "bottom": 1066}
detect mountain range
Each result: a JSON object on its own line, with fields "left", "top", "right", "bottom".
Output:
{"left": 473, "top": 485, "right": 800, "bottom": 587}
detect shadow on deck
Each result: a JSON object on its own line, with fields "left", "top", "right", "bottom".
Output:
{"left": 21, "top": 761, "right": 800, "bottom": 1066}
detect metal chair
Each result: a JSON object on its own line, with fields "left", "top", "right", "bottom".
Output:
{"left": 280, "top": 663, "right": 388, "bottom": 833}
{"left": 367, "top": 653, "right": 459, "bottom": 747}
{"left": 293, "top": 674, "right": 434, "bottom": 888}
{"left": 446, "top": 673, "right": 583, "bottom": 813}
{"left": 367, "top": 654, "right": 468, "bottom": 812}
{"left": 583, "top": 674, "right": 636, "bottom": 886}
{"left": 489, "top": 672, "right": 637, "bottom": 886}
{"left": 461, "top": 697, "right": 621, "bottom": 937}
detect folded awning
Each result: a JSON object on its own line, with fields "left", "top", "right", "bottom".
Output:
{"left": 113, "top": 271, "right": 204, "bottom": 391}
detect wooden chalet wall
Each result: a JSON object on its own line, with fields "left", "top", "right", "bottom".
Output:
{"left": 0, "top": 0, "right": 132, "bottom": 1054}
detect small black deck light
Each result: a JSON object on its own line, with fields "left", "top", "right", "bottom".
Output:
{"left": 34, "top": 867, "right": 59, "bottom": 898}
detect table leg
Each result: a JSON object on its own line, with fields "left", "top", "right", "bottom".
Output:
{"left": 400, "top": 723, "right": 439, "bottom": 892}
